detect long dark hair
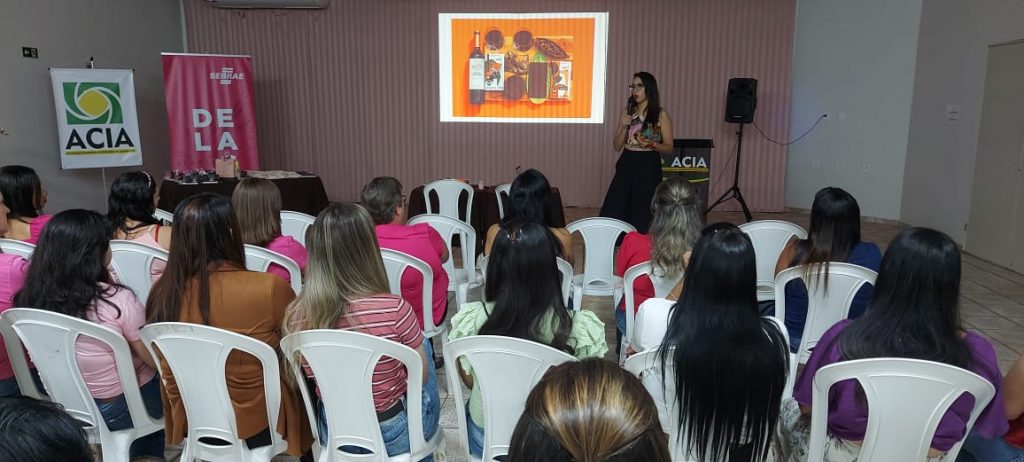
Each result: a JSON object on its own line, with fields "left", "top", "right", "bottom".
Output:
{"left": 14, "top": 210, "right": 124, "bottom": 321}
{"left": 659, "top": 223, "right": 788, "bottom": 462}
{"left": 0, "top": 165, "right": 44, "bottom": 219}
{"left": 635, "top": 71, "right": 662, "bottom": 127}
{"left": 838, "top": 228, "right": 971, "bottom": 368}
{"left": 480, "top": 219, "right": 573, "bottom": 355}
{"left": 507, "top": 169, "right": 555, "bottom": 227}
{"left": 146, "top": 193, "right": 245, "bottom": 325}
{"left": 107, "top": 171, "right": 158, "bottom": 234}
{"left": 794, "top": 187, "right": 861, "bottom": 290}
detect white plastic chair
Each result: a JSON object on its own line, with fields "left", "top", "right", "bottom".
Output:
{"left": 153, "top": 208, "right": 174, "bottom": 224}
{"left": 0, "top": 308, "right": 163, "bottom": 462}
{"left": 495, "top": 183, "right": 512, "bottom": 220}
{"left": 109, "top": 240, "right": 169, "bottom": 304}
{"left": 443, "top": 335, "right": 575, "bottom": 462}
{"left": 556, "top": 257, "right": 574, "bottom": 308}
{"left": 408, "top": 214, "right": 482, "bottom": 308}
{"left": 774, "top": 262, "right": 877, "bottom": 363}
{"left": 280, "top": 330, "right": 441, "bottom": 462}
{"left": 379, "top": 249, "right": 446, "bottom": 345}
{"left": 244, "top": 244, "right": 303, "bottom": 294}
{"left": 280, "top": 210, "right": 315, "bottom": 246}
{"left": 808, "top": 358, "right": 996, "bottom": 461}
{"left": 139, "top": 322, "right": 287, "bottom": 462}
{"left": 566, "top": 217, "right": 636, "bottom": 310}
{"left": 0, "top": 238, "right": 35, "bottom": 259}
{"left": 620, "top": 262, "right": 683, "bottom": 363}
{"left": 423, "top": 179, "right": 474, "bottom": 224}
{"left": 738, "top": 220, "right": 807, "bottom": 302}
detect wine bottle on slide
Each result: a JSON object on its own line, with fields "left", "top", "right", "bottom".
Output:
{"left": 469, "top": 31, "right": 485, "bottom": 105}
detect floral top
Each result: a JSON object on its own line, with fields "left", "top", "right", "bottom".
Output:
{"left": 624, "top": 114, "right": 663, "bottom": 151}
{"left": 449, "top": 301, "right": 608, "bottom": 427}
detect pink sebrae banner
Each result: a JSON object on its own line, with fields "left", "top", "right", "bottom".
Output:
{"left": 161, "top": 53, "right": 259, "bottom": 170}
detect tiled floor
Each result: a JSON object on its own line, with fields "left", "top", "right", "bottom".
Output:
{"left": 263, "top": 208, "right": 1024, "bottom": 462}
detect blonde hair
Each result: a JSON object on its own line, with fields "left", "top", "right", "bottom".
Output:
{"left": 281, "top": 203, "right": 390, "bottom": 338}
{"left": 231, "top": 178, "right": 282, "bottom": 246}
{"left": 649, "top": 178, "right": 703, "bottom": 278}
{"left": 509, "top": 358, "right": 671, "bottom": 462}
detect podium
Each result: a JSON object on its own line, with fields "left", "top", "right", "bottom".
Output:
{"left": 661, "top": 139, "right": 714, "bottom": 212}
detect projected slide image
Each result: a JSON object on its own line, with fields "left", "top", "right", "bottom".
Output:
{"left": 439, "top": 13, "right": 608, "bottom": 123}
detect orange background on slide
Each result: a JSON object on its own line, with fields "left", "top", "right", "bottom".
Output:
{"left": 451, "top": 17, "right": 595, "bottom": 118}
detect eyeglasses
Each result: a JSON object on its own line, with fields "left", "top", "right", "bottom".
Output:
{"left": 628, "top": 84, "right": 645, "bottom": 90}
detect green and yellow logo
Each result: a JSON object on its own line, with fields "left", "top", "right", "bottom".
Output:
{"left": 63, "top": 82, "right": 123, "bottom": 125}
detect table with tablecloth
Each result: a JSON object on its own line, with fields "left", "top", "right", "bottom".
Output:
{"left": 157, "top": 176, "right": 330, "bottom": 217}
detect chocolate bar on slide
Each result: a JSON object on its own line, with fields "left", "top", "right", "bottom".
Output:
{"left": 528, "top": 62, "right": 549, "bottom": 99}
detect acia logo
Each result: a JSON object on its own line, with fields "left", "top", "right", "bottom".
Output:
{"left": 62, "top": 82, "right": 135, "bottom": 151}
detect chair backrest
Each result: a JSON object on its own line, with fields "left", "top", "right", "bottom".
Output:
{"left": 774, "top": 262, "right": 877, "bottom": 363}
{"left": 808, "top": 358, "right": 996, "bottom": 461}
{"left": 0, "top": 238, "right": 35, "bottom": 260}
{"left": 423, "top": 179, "right": 474, "bottom": 223}
{"left": 244, "top": 244, "right": 303, "bottom": 294}
{"left": 153, "top": 208, "right": 174, "bottom": 224}
{"left": 623, "top": 349, "right": 686, "bottom": 460}
{"left": 0, "top": 308, "right": 162, "bottom": 438}
{"left": 566, "top": 218, "right": 636, "bottom": 292}
{"left": 109, "top": 240, "right": 169, "bottom": 304}
{"left": 140, "top": 322, "right": 285, "bottom": 461}
{"left": 407, "top": 214, "right": 477, "bottom": 289}
{"left": 444, "top": 335, "right": 576, "bottom": 461}
{"left": 495, "top": 183, "right": 512, "bottom": 220}
{"left": 556, "top": 257, "right": 574, "bottom": 308}
{"left": 379, "top": 249, "right": 440, "bottom": 337}
{"left": 622, "top": 262, "right": 683, "bottom": 348}
{"left": 737, "top": 220, "right": 807, "bottom": 300}
{"left": 279, "top": 210, "right": 315, "bottom": 246}
{"left": 280, "top": 330, "right": 432, "bottom": 461}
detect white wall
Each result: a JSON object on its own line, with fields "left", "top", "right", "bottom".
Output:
{"left": 0, "top": 0, "right": 183, "bottom": 214}
{"left": 787, "top": 0, "right": 923, "bottom": 220}
{"left": 901, "top": 0, "right": 1024, "bottom": 244}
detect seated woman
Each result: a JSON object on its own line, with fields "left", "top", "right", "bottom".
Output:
{"left": 450, "top": 219, "right": 608, "bottom": 458}
{"left": 773, "top": 187, "right": 881, "bottom": 351}
{"left": 231, "top": 178, "right": 308, "bottom": 284}
{"left": 146, "top": 193, "right": 311, "bottom": 457}
{"left": 635, "top": 223, "right": 789, "bottom": 461}
{"left": 0, "top": 165, "right": 50, "bottom": 244}
{"left": 508, "top": 358, "right": 671, "bottom": 462}
{"left": 282, "top": 203, "right": 439, "bottom": 460}
{"left": 107, "top": 171, "right": 172, "bottom": 280}
{"left": 484, "top": 169, "right": 574, "bottom": 264}
{"left": 961, "top": 353, "right": 1024, "bottom": 461}
{"left": 614, "top": 177, "right": 702, "bottom": 350}
{"left": 14, "top": 210, "right": 163, "bottom": 460}
{"left": 781, "top": 228, "right": 1008, "bottom": 461}
{"left": 0, "top": 191, "right": 32, "bottom": 398}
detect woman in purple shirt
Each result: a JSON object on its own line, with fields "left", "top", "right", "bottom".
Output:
{"left": 781, "top": 228, "right": 1007, "bottom": 460}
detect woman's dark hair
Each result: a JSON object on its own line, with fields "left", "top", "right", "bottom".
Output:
{"left": 0, "top": 397, "right": 93, "bottom": 462}
{"left": 508, "top": 358, "right": 671, "bottom": 462}
{"left": 14, "top": 210, "right": 124, "bottom": 321}
{"left": 0, "top": 165, "right": 44, "bottom": 219}
{"left": 507, "top": 169, "right": 555, "bottom": 227}
{"left": 480, "top": 218, "right": 573, "bottom": 355}
{"left": 659, "top": 222, "right": 788, "bottom": 462}
{"left": 838, "top": 227, "right": 971, "bottom": 368}
{"left": 107, "top": 171, "right": 158, "bottom": 234}
{"left": 635, "top": 71, "right": 662, "bottom": 127}
{"left": 146, "top": 193, "right": 245, "bottom": 325}
{"left": 794, "top": 187, "right": 861, "bottom": 290}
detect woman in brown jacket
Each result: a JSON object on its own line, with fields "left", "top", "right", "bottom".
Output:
{"left": 146, "top": 193, "right": 311, "bottom": 456}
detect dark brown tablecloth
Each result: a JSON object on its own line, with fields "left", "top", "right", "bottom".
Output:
{"left": 407, "top": 184, "right": 565, "bottom": 250}
{"left": 157, "top": 176, "right": 330, "bottom": 217}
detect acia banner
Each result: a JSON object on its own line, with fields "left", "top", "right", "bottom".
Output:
{"left": 50, "top": 68, "right": 143, "bottom": 169}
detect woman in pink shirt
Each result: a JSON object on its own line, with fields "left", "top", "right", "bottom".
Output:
{"left": 108, "top": 171, "right": 172, "bottom": 281}
{"left": 0, "top": 165, "right": 51, "bottom": 244}
{"left": 232, "top": 178, "right": 308, "bottom": 284}
{"left": 14, "top": 210, "right": 163, "bottom": 460}
{"left": 0, "top": 191, "right": 32, "bottom": 397}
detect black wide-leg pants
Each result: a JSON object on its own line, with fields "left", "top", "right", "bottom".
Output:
{"left": 599, "top": 149, "right": 662, "bottom": 233}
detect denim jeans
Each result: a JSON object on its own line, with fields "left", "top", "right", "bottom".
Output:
{"left": 467, "top": 401, "right": 485, "bottom": 457}
{"left": 317, "top": 338, "right": 440, "bottom": 461}
{"left": 615, "top": 307, "right": 626, "bottom": 353}
{"left": 959, "top": 431, "right": 1024, "bottom": 462}
{"left": 0, "top": 369, "right": 45, "bottom": 398}
{"left": 95, "top": 378, "right": 165, "bottom": 459}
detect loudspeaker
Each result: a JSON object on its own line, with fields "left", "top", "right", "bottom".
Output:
{"left": 724, "top": 78, "right": 758, "bottom": 124}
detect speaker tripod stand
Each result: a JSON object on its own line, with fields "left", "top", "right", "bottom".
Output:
{"left": 707, "top": 123, "right": 753, "bottom": 222}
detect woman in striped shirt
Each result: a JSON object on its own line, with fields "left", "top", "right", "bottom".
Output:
{"left": 282, "top": 202, "right": 440, "bottom": 461}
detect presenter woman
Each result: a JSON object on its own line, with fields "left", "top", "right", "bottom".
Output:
{"left": 600, "top": 72, "right": 674, "bottom": 233}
